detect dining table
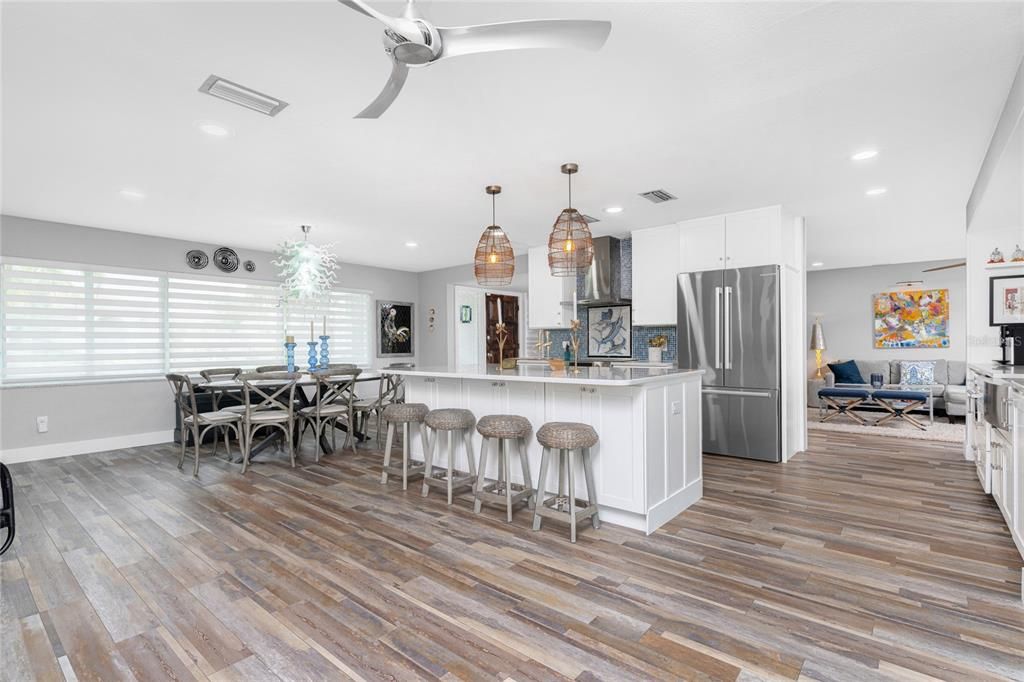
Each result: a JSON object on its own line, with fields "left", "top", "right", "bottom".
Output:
{"left": 197, "top": 370, "right": 382, "bottom": 463}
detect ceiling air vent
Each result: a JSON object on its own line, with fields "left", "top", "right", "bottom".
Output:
{"left": 639, "top": 189, "right": 677, "bottom": 204}
{"left": 581, "top": 214, "right": 601, "bottom": 223}
{"left": 199, "top": 75, "right": 289, "bottom": 117}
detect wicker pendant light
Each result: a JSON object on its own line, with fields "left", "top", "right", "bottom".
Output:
{"left": 547, "top": 163, "right": 594, "bottom": 277}
{"left": 473, "top": 185, "right": 515, "bottom": 287}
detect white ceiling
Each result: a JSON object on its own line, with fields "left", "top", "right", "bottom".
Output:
{"left": 3, "top": 1, "right": 1022, "bottom": 272}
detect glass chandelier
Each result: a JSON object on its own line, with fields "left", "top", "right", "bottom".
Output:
{"left": 547, "top": 162, "right": 594, "bottom": 277}
{"left": 473, "top": 185, "right": 515, "bottom": 287}
{"left": 273, "top": 225, "right": 338, "bottom": 302}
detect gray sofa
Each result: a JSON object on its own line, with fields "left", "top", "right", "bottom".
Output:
{"left": 808, "top": 359, "right": 968, "bottom": 418}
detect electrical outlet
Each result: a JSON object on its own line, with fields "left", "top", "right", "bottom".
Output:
{"left": 36, "top": 416, "right": 48, "bottom": 433}
{"left": 671, "top": 401, "right": 682, "bottom": 415}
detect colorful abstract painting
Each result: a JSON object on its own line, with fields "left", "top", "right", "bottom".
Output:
{"left": 873, "top": 289, "right": 949, "bottom": 349}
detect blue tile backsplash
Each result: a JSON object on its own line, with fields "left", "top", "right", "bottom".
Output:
{"left": 548, "top": 237, "right": 677, "bottom": 363}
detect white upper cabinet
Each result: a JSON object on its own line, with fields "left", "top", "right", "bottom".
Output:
{"left": 724, "top": 206, "right": 783, "bottom": 269}
{"left": 679, "top": 215, "right": 726, "bottom": 272}
{"left": 527, "top": 245, "right": 570, "bottom": 329}
{"left": 679, "top": 206, "right": 797, "bottom": 273}
{"left": 631, "top": 223, "right": 681, "bottom": 326}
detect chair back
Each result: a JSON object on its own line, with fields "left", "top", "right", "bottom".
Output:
{"left": 166, "top": 373, "right": 200, "bottom": 421}
{"left": 377, "top": 372, "right": 404, "bottom": 406}
{"left": 200, "top": 367, "right": 241, "bottom": 381}
{"left": 0, "top": 462, "right": 15, "bottom": 556}
{"left": 326, "top": 363, "right": 357, "bottom": 370}
{"left": 255, "top": 365, "right": 288, "bottom": 373}
{"left": 237, "top": 371, "right": 298, "bottom": 419}
{"left": 312, "top": 368, "right": 361, "bottom": 417}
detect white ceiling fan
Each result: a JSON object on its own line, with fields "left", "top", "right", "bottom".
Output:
{"left": 338, "top": 0, "right": 612, "bottom": 118}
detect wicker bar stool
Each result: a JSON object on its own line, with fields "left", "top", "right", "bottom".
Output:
{"left": 422, "top": 408, "right": 477, "bottom": 505}
{"left": 532, "top": 422, "right": 600, "bottom": 543}
{"left": 381, "top": 403, "right": 429, "bottom": 490}
{"left": 473, "top": 415, "right": 535, "bottom": 522}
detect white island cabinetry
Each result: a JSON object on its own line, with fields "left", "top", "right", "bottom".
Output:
{"left": 393, "top": 365, "right": 704, "bottom": 533}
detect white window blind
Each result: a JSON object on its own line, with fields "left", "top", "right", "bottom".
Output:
{"left": 0, "top": 260, "right": 375, "bottom": 385}
{"left": 166, "top": 274, "right": 285, "bottom": 373}
{"left": 1, "top": 263, "right": 164, "bottom": 383}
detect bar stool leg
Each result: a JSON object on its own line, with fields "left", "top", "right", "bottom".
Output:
{"left": 517, "top": 437, "right": 534, "bottom": 509}
{"left": 463, "top": 429, "right": 477, "bottom": 480}
{"left": 583, "top": 447, "right": 600, "bottom": 529}
{"left": 401, "top": 423, "right": 410, "bottom": 490}
{"left": 381, "top": 423, "right": 395, "bottom": 485}
{"left": 533, "top": 447, "right": 551, "bottom": 531}
{"left": 473, "top": 437, "right": 489, "bottom": 514}
{"left": 566, "top": 449, "right": 577, "bottom": 543}
{"left": 421, "top": 427, "right": 435, "bottom": 497}
{"left": 446, "top": 431, "right": 455, "bottom": 505}
{"left": 501, "top": 439, "right": 513, "bottom": 522}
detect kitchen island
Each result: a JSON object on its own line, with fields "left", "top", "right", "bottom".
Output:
{"left": 384, "top": 364, "right": 704, "bottom": 534}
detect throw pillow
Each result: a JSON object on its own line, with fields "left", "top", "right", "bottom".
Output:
{"left": 900, "top": 360, "right": 936, "bottom": 385}
{"left": 827, "top": 360, "right": 865, "bottom": 384}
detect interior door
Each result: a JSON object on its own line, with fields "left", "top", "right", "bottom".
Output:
{"left": 677, "top": 271, "right": 724, "bottom": 387}
{"left": 724, "top": 265, "right": 779, "bottom": 390}
{"left": 485, "top": 294, "right": 520, "bottom": 364}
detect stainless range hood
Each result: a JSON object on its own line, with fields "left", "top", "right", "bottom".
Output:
{"left": 580, "top": 236, "right": 630, "bottom": 305}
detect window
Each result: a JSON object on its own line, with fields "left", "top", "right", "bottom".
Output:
{"left": 0, "top": 260, "right": 373, "bottom": 385}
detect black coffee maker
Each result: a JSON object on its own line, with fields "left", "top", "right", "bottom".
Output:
{"left": 999, "top": 324, "right": 1024, "bottom": 365}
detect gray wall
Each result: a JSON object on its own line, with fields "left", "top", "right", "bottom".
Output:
{"left": 806, "top": 258, "right": 967, "bottom": 372}
{"left": 0, "top": 215, "right": 420, "bottom": 453}
{"left": 416, "top": 254, "right": 528, "bottom": 367}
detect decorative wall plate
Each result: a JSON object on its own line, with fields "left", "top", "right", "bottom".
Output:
{"left": 214, "top": 247, "right": 239, "bottom": 273}
{"left": 186, "top": 250, "right": 209, "bottom": 269}
{"left": 244, "top": 260, "right": 256, "bottom": 272}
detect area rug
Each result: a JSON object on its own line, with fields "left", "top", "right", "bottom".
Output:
{"left": 806, "top": 408, "right": 965, "bottom": 443}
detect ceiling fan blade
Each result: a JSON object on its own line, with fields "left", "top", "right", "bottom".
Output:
{"left": 437, "top": 19, "right": 611, "bottom": 60}
{"left": 922, "top": 262, "right": 967, "bottom": 272}
{"left": 336, "top": 0, "right": 404, "bottom": 32}
{"left": 355, "top": 60, "right": 409, "bottom": 118}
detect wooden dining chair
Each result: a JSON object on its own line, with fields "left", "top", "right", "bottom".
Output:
{"left": 298, "top": 368, "right": 362, "bottom": 461}
{"left": 199, "top": 366, "right": 244, "bottom": 415}
{"left": 255, "top": 365, "right": 289, "bottom": 373}
{"left": 0, "top": 462, "right": 14, "bottom": 556}
{"left": 238, "top": 371, "right": 299, "bottom": 473}
{"left": 166, "top": 373, "right": 242, "bottom": 477}
{"left": 353, "top": 372, "right": 405, "bottom": 445}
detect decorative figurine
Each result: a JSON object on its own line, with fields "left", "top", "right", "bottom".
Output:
{"left": 989, "top": 247, "right": 1005, "bottom": 264}
{"left": 1012, "top": 245, "right": 1024, "bottom": 262}
{"left": 495, "top": 321, "right": 509, "bottom": 371}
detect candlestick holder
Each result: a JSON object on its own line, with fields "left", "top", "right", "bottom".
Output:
{"left": 569, "top": 319, "right": 582, "bottom": 374}
{"left": 495, "top": 322, "right": 509, "bottom": 371}
{"left": 285, "top": 341, "right": 297, "bottom": 373}
{"left": 307, "top": 341, "right": 319, "bottom": 373}
{"left": 319, "top": 335, "right": 330, "bottom": 368}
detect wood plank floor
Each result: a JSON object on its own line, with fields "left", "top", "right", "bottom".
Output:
{"left": 2, "top": 430, "right": 1022, "bottom": 681}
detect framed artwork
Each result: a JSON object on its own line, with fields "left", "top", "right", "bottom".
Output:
{"left": 377, "top": 300, "right": 413, "bottom": 357}
{"left": 872, "top": 289, "right": 949, "bottom": 348}
{"left": 588, "top": 304, "right": 632, "bottom": 358}
{"left": 990, "top": 275, "right": 1024, "bottom": 326}
{"left": 459, "top": 305, "right": 472, "bottom": 323}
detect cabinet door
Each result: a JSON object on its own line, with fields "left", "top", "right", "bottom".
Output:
{"left": 724, "top": 206, "right": 782, "bottom": 269}
{"left": 528, "top": 246, "right": 568, "bottom": 329}
{"left": 631, "top": 224, "right": 680, "bottom": 325}
{"left": 585, "top": 385, "right": 643, "bottom": 512}
{"left": 679, "top": 215, "right": 725, "bottom": 273}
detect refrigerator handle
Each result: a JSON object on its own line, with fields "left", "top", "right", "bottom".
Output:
{"left": 724, "top": 286, "right": 733, "bottom": 370}
{"left": 714, "top": 286, "right": 722, "bottom": 369}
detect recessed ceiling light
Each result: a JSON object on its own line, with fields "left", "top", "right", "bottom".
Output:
{"left": 851, "top": 149, "right": 878, "bottom": 161}
{"left": 604, "top": 206, "right": 623, "bottom": 214}
{"left": 198, "top": 122, "right": 231, "bottom": 137}
{"left": 811, "top": 261, "right": 824, "bottom": 267}
{"left": 119, "top": 188, "right": 145, "bottom": 199}
{"left": 405, "top": 241, "right": 418, "bottom": 248}
{"left": 865, "top": 187, "right": 888, "bottom": 197}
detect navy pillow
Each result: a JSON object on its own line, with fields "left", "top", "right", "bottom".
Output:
{"left": 827, "top": 360, "right": 865, "bottom": 385}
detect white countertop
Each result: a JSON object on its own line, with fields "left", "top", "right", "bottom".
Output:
{"left": 969, "top": 362, "right": 1024, "bottom": 378}
{"left": 383, "top": 364, "right": 704, "bottom": 386}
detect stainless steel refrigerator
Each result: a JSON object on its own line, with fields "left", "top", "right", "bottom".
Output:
{"left": 677, "top": 265, "right": 781, "bottom": 462}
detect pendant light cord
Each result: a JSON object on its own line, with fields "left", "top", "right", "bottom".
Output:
{"left": 492, "top": 192, "right": 496, "bottom": 226}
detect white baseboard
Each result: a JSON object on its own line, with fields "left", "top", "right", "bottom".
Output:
{"left": 0, "top": 430, "right": 174, "bottom": 464}
{"left": 646, "top": 479, "right": 703, "bottom": 533}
